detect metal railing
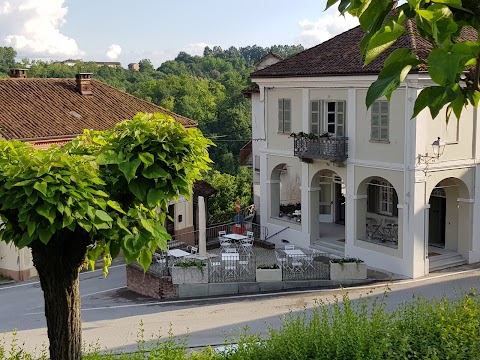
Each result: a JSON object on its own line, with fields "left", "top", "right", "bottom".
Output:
{"left": 169, "top": 221, "right": 268, "bottom": 247}
{"left": 294, "top": 136, "right": 348, "bottom": 161}
{"left": 280, "top": 253, "right": 331, "bottom": 281}
{"left": 208, "top": 254, "right": 256, "bottom": 283}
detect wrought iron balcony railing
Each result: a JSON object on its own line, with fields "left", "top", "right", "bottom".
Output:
{"left": 294, "top": 136, "right": 348, "bottom": 161}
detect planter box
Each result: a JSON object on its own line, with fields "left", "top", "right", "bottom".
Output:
{"left": 171, "top": 266, "right": 208, "bottom": 284}
{"left": 330, "top": 262, "right": 367, "bottom": 281}
{"left": 256, "top": 268, "right": 282, "bottom": 282}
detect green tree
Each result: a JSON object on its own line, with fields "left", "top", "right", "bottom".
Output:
{"left": 0, "top": 113, "right": 212, "bottom": 360}
{"left": 0, "top": 46, "right": 16, "bottom": 75}
{"left": 138, "top": 58, "right": 155, "bottom": 73}
{"left": 204, "top": 168, "right": 252, "bottom": 217}
{"left": 326, "top": 0, "right": 480, "bottom": 120}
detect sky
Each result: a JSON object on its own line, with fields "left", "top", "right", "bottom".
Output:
{"left": 0, "top": 0, "right": 360, "bottom": 68}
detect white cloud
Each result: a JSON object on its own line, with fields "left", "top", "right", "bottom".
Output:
{"left": 0, "top": 1, "right": 11, "bottom": 15}
{"left": 182, "top": 42, "right": 213, "bottom": 56}
{"left": 296, "top": 10, "right": 359, "bottom": 48}
{"left": 106, "top": 44, "right": 122, "bottom": 60}
{"left": 0, "top": 0, "right": 83, "bottom": 58}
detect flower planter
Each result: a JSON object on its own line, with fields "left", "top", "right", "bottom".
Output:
{"left": 330, "top": 262, "right": 367, "bottom": 281}
{"left": 171, "top": 266, "right": 208, "bottom": 284}
{"left": 256, "top": 268, "right": 282, "bottom": 282}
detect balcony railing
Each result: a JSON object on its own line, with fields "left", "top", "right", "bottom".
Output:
{"left": 294, "top": 136, "right": 348, "bottom": 161}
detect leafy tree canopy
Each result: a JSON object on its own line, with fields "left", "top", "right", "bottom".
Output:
{"left": 327, "top": 0, "right": 480, "bottom": 120}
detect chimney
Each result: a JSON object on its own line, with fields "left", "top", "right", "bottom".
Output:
{"left": 76, "top": 73, "right": 93, "bottom": 95}
{"left": 9, "top": 69, "right": 27, "bottom": 78}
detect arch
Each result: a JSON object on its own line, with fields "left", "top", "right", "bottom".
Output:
{"left": 356, "top": 176, "right": 400, "bottom": 248}
{"left": 269, "top": 163, "right": 287, "bottom": 219}
{"left": 309, "top": 169, "right": 345, "bottom": 241}
{"left": 427, "top": 177, "right": 471, "bottom": 256}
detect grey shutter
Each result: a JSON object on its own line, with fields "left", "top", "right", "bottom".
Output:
{"left": 371, "top": 101, "right": 380, "bottom": 140}
{"left": 367, "top": 183, "right": 377, "bottom": 213}
{"left": 311, "top": 100, "right": 319, "bottom": 135}
{"left": 278, "top": 99, "right": 284, "bottom": 132}
{"left": 284, "top": 99, "right": 291, "bottom": 133}
{"left": 392, "top": 191, "right": 398, "bottom": 217}
{"left": 380, "top": 101, "right": 389, "bottom": 141}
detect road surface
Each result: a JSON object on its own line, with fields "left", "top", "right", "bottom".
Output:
{"left": 1, "top": 260, "right": 479, "bottom": 355}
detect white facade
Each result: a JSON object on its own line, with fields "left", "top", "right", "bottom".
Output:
{"left": 250, "top": 74, "right": 479, "bottom": 278}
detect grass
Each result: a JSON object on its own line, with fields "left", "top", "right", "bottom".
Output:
{"left": 2, "top": 289, "right": 480, "bottom": 359}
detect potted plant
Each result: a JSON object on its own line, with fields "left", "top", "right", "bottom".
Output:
{"left": 171, "top": 259, "right": 208, "bottom": 284}
{"left": 256, "top": 263, "right": 282, "bottom": 282}
{"left": 319, "top": 132, "right": 331, "bottom": 139}
{"left": 330, "top": 258, "right": 367, "bottom": 280}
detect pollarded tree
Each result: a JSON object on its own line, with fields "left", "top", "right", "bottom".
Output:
{"left": 327, "top": 0, "right": 480, "bottom": 120}
{"left": 0, "top": 113, "right": 212, "bottom": 360}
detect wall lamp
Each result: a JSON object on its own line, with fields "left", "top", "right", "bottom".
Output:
{"left": 417, "top": 137, "right": 445, "bottom": 164}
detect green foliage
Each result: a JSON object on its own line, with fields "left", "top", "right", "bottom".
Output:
{"left": 3, "top": 291, "right": 480, "bottom": 359}
{"left": 327, "top": 0, "right": 480, "bottom": 121}
{"left": 0, "top": 47, "right": 16, "bottom": 75}
{"left": 203, "top": 168, "right": 252, "bottom": 218}
{"left": 0, "top": 113, "right": 212, "bottom": 273}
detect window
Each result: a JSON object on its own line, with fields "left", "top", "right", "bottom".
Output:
{"left": 371, "top": 100, "right": 389, "bottom": 142}
{"left": 310, "top": 100, "right": 346, "bottom": 136}
{"left": 278, "top": 98, "right": 291, "bottom": 133}
{"left": 367, "top": 180, "right": 398, "bottom": 216}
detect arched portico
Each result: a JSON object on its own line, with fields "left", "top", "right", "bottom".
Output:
{"left": 309, "top": 169, "right": 345, "bottom": 241}
{"left": 427, "top": 177, "right": 471, "bottom": 259}
{"left": 356, "top": 176, "right": 400, "bottom": 248}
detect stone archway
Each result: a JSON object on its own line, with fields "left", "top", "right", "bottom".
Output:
{"left": 310, "top": 169, "right": 345, "bottom": 241}
{"left": 269, "top": 163, "right": 287, "bottom": 219}
{"left": 428, "top": 177, "right": 471, "bottom": 256}
{"left": 356, "top": 176, "right": 400, "bottom": 248}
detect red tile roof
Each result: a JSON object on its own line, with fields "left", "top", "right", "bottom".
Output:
{"left": 0, "top": 78, "right": 196, "bottom": 140}
{"left": 251, "top": 21, "right": 477, "bottom": 78}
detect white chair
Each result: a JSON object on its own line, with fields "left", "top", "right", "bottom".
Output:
{"left": 246, "top": 231, "right": 254, "bottom": 240}
{"left": 287, "top": 257, "right": 304, "bottom": 273}
{"left": 303, "top": 250, "right": 317, "bottom": 270}
{"left": 285, "top": 244, "right": 295, "bottom": 250}
{"left": 187, "top": 245, "right": 198, "bottom": 254}
{"left": 209, "top": 257, "right": 222, "bottom": 278}
{"left": 240, "top": 238, "right": 254, "bottom": 255}
{"left": 222, "top": 254, "right": 238, "bottom": 279}
{"left": 218, "top": 230, "right": 227, "bottom": 240}
{"left": 220, "top": 238, "right": 232, "bottom": 251}
{"left": 275, "top": 250, "right": 287, "bottom": 268}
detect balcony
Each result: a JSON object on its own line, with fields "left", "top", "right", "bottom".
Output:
{"left": 294, "top": 136, "right": 348, "bottom": 162}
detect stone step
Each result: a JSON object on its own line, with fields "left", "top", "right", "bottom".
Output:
{"left": 429, "top": 253, "right": 467, "bottom": 272}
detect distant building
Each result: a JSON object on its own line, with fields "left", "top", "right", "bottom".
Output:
{"left": 0, "top": 69, "right": 209, "bottom": 280}
{"left": 128, "top": 63, "right": 140, "bottom": 71}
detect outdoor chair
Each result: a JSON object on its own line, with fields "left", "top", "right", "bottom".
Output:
{"left": 209, "top": 257, "right": 222, "bottom": 278}
{"left": 240, "top": 238, "right": 254, "bottom": 255}
{"left": 220, "top": 238, "right": 232, "bottom": 251}
{"left": 187, "top": 245, "right": 198, "bottom": 254}
{"left": 246, "top": 231, "right": 254, "bottom": 240}
{"left": 284, "top": 244, "right": 295, "bottom": 250}
{"left": 275, "top": 250, "right": 287, "bottom": 268}
{"left": 218, "top": 230, "right": 227, "bottom": 240}
{"left": 303, "top": 250, "right": 317, "bottom": 270}
{"left": 222, "top": 253, "right": 238, "bottom": 279}
{"left": 285, "top": 255, "right": 304, "bottom": 273}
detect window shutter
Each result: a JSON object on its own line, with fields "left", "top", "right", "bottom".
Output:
{"left": 367, "top": 183, "right": 377, "bottom": 213}
{"left": 371, "top": 114, "right": 379, "bottom": 140}
{"left": 284, "top": 99, "right": 291, "bottom": 133}
{"left": 278, "top": 99, "right": 284, "bottom": 132}
{"left": 392, "top": 191, "right": 398, "bottom": 217}
{"left": 311, "top": 100, "right": 319, "bottom": 135}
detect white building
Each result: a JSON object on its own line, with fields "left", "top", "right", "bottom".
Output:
{"left": 247, "top": 23, "right": 479, "bottom": 278}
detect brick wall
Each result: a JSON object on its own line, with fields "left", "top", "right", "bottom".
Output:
{"left": 126, "top": 264, "right": 178, "bottom": 299}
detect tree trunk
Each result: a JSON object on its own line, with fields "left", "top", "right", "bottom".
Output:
{"left": 31, "top": 230, "right": 90, "bottom": 360}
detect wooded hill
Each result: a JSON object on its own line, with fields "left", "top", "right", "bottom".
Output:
{"left": 0, "top": 45, "right": 304, "bottom": 175}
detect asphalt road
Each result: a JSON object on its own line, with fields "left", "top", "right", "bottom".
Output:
{"left": 1, "top": 261, "right": 480, "bottom": 355}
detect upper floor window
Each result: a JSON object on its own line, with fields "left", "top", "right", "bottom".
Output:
{"left": 371, "top": 100, "right": 389, "bottom": 142}
{"left": 278, "top": 98, "right": 291, "bottom": 133}
{"left": 310, "top": 100, "right": 346, "bottom": 136}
